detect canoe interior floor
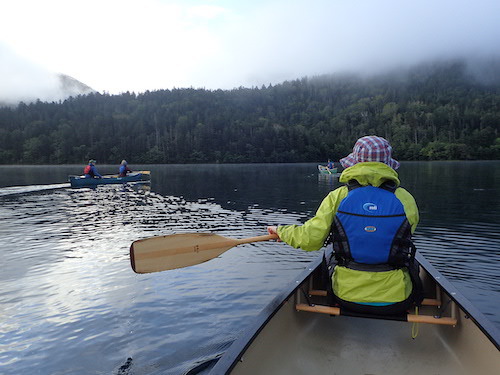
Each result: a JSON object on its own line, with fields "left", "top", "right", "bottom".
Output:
{"left": 231, "top": 297, "right": 499, "bottom": 375}
{"left": 230, "top": 274, "right": 499, "bottom": 375}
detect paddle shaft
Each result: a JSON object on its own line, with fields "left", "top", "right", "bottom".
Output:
{"left": 231, "top": 234, "right": 278, "bottom": 246}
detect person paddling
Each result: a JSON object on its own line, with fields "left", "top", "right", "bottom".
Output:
{"left": 268, "top": 135, "right": 422, "bottom": 315}
{"left": 118, "top": 160, "right": 132, "bottom": 177}
{"left": 83, "top": 159, "right": 103, "bottom": 179}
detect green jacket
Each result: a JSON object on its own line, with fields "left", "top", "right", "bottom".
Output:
{"left": 278, "top": 162, "right": 419, "bottom": 304}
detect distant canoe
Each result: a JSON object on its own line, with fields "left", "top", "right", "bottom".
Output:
{"left": 69, "top": 171, "right": 151, "bottom": 188}
{"left": 318, "top": 165, "right": 338, "bottom": 175}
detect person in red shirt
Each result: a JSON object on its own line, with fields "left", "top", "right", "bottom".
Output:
{"left": 83, "top": 160, "right": 102, "bottom": 178}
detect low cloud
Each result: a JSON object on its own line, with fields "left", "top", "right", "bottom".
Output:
{"left": 0, "top": 44, "right": 65, "bottom": 105}
{"left": 194, "top": 0, "right": 500, "bottom": 89}
{"left": 0, "top": 44, "right": 95, "bottom": 105}
{"left": 1, "top": 0, "right": 499, "bottom": 98}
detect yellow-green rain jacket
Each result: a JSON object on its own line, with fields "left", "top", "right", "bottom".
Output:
{"left": 277, "top": 162, "right": 419, "bottom": 304}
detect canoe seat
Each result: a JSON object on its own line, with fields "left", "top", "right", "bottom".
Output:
{"left": 299, "top": 290, "right": 458, "bottom": 326}
{"left": 308, "top": 289, "right": 442, "bottom": 307}
{"left": 296, "top": 303, "right": 457, "bottom": 326}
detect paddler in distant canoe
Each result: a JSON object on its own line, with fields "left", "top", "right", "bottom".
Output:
{"left": 83, "top": 159, "right": 103, "bottom": 179}
{"left": 118, "top": 159, "right": 132, "bottom": 177}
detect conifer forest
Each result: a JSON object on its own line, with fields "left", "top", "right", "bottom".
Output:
{"left": 0, "top": 60, "right": 499, "bottom": 164}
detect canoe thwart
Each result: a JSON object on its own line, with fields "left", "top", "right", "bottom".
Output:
{"left": 422, "top": 298, "right": 442, "bottom": 307}
{"left": 296, "top": 303, "right": 340, "bottom": 316}
{"left": 308, "top": 289, "right": 327, "bottom": 297}
{"left": 296, "top": 303, "right": 458, "bottom": 326}
{"left": 308, "top": 290, "right": 442, "bottom": 307}
{"left": 407, "top": 314, "right": 458, "bottom": 326}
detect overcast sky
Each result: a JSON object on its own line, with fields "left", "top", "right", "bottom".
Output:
{"left": 1, "top": 0, "right": 500, "bottom": 101}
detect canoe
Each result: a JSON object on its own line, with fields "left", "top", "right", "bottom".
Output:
{"left": 69, "top": 171, "right": 151, "bottom": 188}
{"left": 208, "top": 252, "right": 500, "bottom": 374}
{"left": 318, "top": 164, "right": 338, "bottom": 175}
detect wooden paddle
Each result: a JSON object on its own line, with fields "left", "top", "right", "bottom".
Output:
{"left": 130, "top": 233, "right": 278, "bottom": 273}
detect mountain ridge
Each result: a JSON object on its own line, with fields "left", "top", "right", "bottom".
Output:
{"left": 0, "top": 73, "right": 95, "bottom": 107}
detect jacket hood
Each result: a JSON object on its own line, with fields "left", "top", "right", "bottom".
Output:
{"left": 339, "top": 162, "right": 400, "bottom": 187}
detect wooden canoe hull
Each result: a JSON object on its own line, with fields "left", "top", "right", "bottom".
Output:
{"left": 209, "top": 253, "right": 500, "bottom": 375}
{"left": 69, "top": 171, "right": 150, "bottom": 187}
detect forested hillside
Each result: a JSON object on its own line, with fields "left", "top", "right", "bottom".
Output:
{"left": 0, "top": 60, "right": 499, "bottom": 164}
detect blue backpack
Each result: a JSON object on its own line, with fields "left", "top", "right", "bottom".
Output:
{"left": 321, "top": 180, "right": 423, "bottom": 315}
{"left": 332, "top": 180, "right": 414, "bottom": 268}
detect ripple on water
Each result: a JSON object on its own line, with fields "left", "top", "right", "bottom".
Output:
{"left": 1, "top": 179, "right": 499, "bottom": 375}
{"left": 0, "top": 185, "right": 317, "bottom": 375}
{"left": 416, "top": 223, "right": 500, "bottom": 312}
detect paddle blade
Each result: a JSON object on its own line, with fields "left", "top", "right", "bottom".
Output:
{"left": 130, "top": 233, "right": 237, "bottom": 273}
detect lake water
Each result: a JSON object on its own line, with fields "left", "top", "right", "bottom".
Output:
{"left": 1, "top": 162, "right": 499, "bottom": 375}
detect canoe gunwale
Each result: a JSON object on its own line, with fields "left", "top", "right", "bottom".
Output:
{"left": 415, "top": 252, "right": 500, "bottom": 350}
{"left": 210, "top": 255, "right": 324, "bottom": 374}
{"left": 209, "top": 251, "right": 500, "bottom": 374}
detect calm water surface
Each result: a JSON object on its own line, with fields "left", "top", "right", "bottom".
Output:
{"left": 1, "top": 162, "right": 499, "bottom": 374}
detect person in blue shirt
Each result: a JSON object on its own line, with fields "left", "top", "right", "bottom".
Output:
{"left": 83, "top": 160, "right": 102, "bottom": 178}
{"left": 327, "top": 159, "right": 335, "bottom": 170}
{"left": 119, "top": 160, "right": 132, "bottom": 177}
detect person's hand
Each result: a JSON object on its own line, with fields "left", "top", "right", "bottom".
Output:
{"left": 267, "top": 226, "right": 281, "bottom": 241}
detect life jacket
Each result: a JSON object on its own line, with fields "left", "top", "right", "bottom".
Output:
{"left": 119, "top": 165, "right": 130, "bottom": 177}
{"left": 325, "top": 179, "right": 423, "bottom": 313}
{"left": 332, "top": 180, "right": 414, "bottom": 269}
{"left": 84, "top": 165, "right": 92, "bottom": 175}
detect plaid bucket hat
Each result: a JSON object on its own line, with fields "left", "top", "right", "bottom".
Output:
{"left": 340, "top": 136, "right": 400, "bottom": 170}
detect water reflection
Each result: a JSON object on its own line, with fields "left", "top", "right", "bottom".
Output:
{"left": 0, "top": 183, "right": 316, "bottom": 375}
{"left": 317, "top": 172, "right": 341, "bottom": 190}
{"left": 0, "top": 162, "right": 499, "bottom": 375}
{"left": 69, "top": 181, "right": 151, "bottom": 193}
{"left": 146, "top": 163, "right": 329, "bottom": 215}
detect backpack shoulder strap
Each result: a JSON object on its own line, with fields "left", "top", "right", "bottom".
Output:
{"left": 346, "top": 179, "right": 362, "bottom": 191}
{"left": 379, "top": 180, "right": 398, "bottom": 193}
